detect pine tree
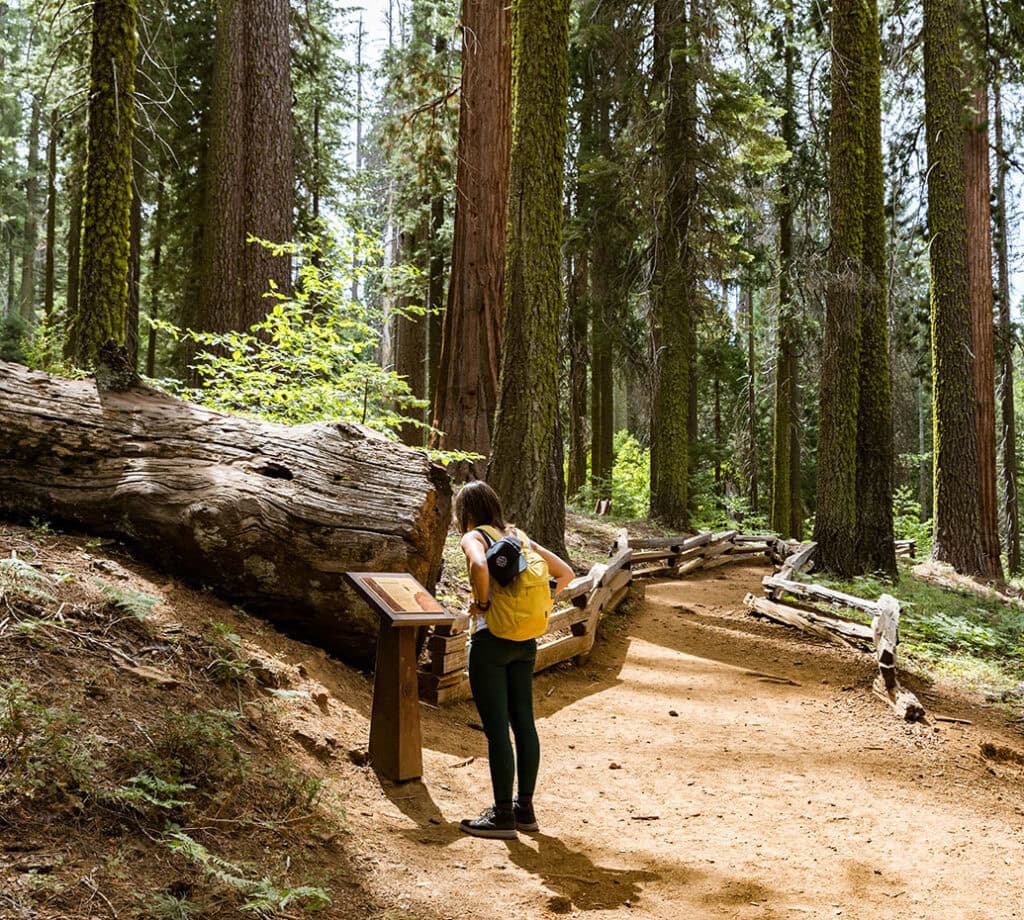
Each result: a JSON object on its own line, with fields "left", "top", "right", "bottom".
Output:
{"left": 923, "top": 0, "right": 982, "bottom": 574}
{"left": 814, "top": 0, "right": 866, "bottom": 576}
{"left": 649, "top": 0, "right": 695, "bottom": 529}
{"left": 854, "top": 0, "right": 896, "bottom": 576}
{"left": 67, "top": 0, "right": 139, "bottom": 365}
{"left": 197, "top": 0, "right": 293, "bottom": 335}
{"left": 488, "top": 0, "right": 571, "bottom": 557}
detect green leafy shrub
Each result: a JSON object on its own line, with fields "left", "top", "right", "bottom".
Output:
{"left": 94, "top": 578, "right": 160, "bottom": 621}
{"left": 103, "top": 772, "right": 195, "bottom": 812}
{"left": 0, "top": 681, "right": 100, "bottom": 808}
{"left": 0, "top": 555, "right": 59, "bottom": 606}
{"left": 134, "top": 708, "right": 241, "bottom": 788}
{"left": 204, "top": 622, "right": 253, "bottom": 684}
{"left": 892, "top": 485, "right": 932, "bottom": 556}
{"left": 150, "top": 230, "right": 428, "bottom": 436}
{"left": 610, "top": 431, "right": 650, "bottom": 519}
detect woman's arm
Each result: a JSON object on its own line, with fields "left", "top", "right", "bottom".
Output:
{"left": 460, "top": 531, "right": 491, "bottom": 612}
{"left": 528, "top": 541, "right": 574, "bottom": 594}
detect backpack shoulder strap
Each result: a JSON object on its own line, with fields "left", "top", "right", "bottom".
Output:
{"left": 475, "top": 526, "right": 497, "bottom": 547}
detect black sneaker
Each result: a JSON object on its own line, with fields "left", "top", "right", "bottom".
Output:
{"left": 514, "top": 799, "right": 539, "bottom": 832}
{"left": 460, "top": 806, "right": 517, "bottom": 839}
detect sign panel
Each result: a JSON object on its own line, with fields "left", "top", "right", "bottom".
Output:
{"left": 346, "top": 572, "right": 454, "bottom": 627}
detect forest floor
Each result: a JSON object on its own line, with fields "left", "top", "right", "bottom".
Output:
{"left": 2, "top": 519, "right": 1023, "bottom": 919}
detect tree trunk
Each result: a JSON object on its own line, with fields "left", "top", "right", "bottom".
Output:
{"left": 393, "top": 224, "right": 428, "bottom": 447}
{"left": 198, "top": 0, "right": 293, "bottom": 335}
{"left": 43, "top": 108, "right": 58, "bottom": 324}
{"left": 650, "top": 0, "right": 694, "bottom": 529}
{"left": 964, "top": 70, "right": 1001, "bottom": 578}
{"left": 993, "top": 74, "right": 1019, "bottom": 574}
{"left": 814, "top": 0, "right": 866, "bottom": 577}
{"left": 146, "top": 174, "right": 166, "bottom": 378}
{"left": 126, "top": 138, "right": 143, "bottom": 369}
{"left": 744, "top": 286, "right": 758, "bottom": 513}
{"left": 855, "top": 0, "right": 896, "bottom": 577}
{"left": 923, "top": 0, "right": 982, "bottom": 574}
{"left": 426, "top": 193, "right": 445, "bottom": 411}
{"left": 18, "top": 94, "right": 41, "bottom": 324}
{"left": 771, "top": 5, "right": 796, "bottom": 538}
{"left": 0, "top": 360, "right": 452, "bottom": 665}
{"left": 63, "top": 146, "right": 84, "bottom": 358}
{"left": 488, "top": 0, "right": 570, "bottom": 558}
{"left": 430, "top": 0, "right": 511, "bottom": 481}
{"left": 590, "top": 233, "right": 614, "bottom": 496}
{"left": 566, "top": 248, "right": 589, "bottom": 499}
{"left": 68, "top": 0, "right": 138, "bottom": 366}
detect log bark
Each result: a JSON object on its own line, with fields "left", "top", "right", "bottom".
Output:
{"left": 0, "top": 361, "right": 452, "bottom": 663}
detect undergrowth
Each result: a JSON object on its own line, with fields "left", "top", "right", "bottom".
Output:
{"left": 815, "top": 563, "right": 1024, "bottom": 697}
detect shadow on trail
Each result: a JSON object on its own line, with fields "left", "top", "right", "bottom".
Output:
{"left": 376, "top": 776, "right": 465, "bottom": 846}
{"left": 503, "top": 832, "right": 659, "bottom": 911}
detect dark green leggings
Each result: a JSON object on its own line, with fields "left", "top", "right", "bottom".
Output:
{"left": 468, "top": 629, "right": 540, "bottom": 804}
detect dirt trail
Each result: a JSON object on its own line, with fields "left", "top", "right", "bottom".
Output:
{"left": 335, "top": 563, "right": 1024, "bottom": 920}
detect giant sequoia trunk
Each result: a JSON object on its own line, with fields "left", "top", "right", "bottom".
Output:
{"left": 430, "top": 0, "right": 511, "bottom": 480}
{"left": 964, "top": 73, "right": 1001, "bottom": 579}
{"left": 0, "top": 361, "right": 452, "bottom": 663}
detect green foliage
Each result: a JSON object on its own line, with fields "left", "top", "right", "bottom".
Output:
{"left": 892, "top": 485, "right": 933, "bottom": 556}
{"left": 147, "top": 892, "right": 201, "bottom": 920}
{"left": 609, "top": 431, "right": 650, "bottom": 519}
{"left": 165, "top": 831, "right": 332, "bottom": 915}
{"left": 0, "top": 680, "right": 100, "bottom": 808}
{"left": 204, "top": 622, "right": 253, "bottom": 685}
{"left": 151, "top": 231, "right": 430, "bottom": 436}
{"left": 132, "top": 708, "right": 241, "bottom": 788}
{"left": 0, "top": 313, "right": 28, "bottom": 361}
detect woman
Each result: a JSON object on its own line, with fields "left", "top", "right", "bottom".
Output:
{"left": 455, "top": 481, "right": 574, "bottom": 839}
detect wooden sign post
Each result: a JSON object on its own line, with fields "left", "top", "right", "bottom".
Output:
{"left": 345, "top": 572, "right": 454, "bottom": 782}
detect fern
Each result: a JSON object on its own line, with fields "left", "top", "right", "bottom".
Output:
{"left": 93, "top": 578, "right": 160, "bottom": 620}
{"left": 105, "top": 773, "right": 195, "bottom": 810}
{"left": 165, "top": 832, "right": 331, "bottom": 915}
{"left": 0, "top": 555, "right": 58, "bottom": 606}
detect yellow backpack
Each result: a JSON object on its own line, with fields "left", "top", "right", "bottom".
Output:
{"left": 476, "top": 525, "right": 552, "bottom": 641}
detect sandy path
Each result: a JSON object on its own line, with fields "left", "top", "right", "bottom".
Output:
{"left": 340, "top": 563, "right": 1024, "bottom": 919}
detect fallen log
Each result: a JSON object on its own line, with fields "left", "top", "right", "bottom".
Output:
{"left": 762, "top": 574, "right": 880, "bottom": 615}
{"left": 744, "top": 594, "right": 860, "bottom": 648}
{"left": 745, "top": 590, "right": 872, "bottom": 643}
{"left": 0, "top": 361, "right": 452, "bottom": 663}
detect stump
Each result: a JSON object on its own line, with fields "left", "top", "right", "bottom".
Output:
{"left": 0, "top": 361, "right": 452, "bottom": 663}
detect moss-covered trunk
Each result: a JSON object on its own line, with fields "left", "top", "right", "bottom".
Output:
{"left": 18, "top": 95, "right": 41, "bottom": 324}
{"left": 923, "top": 0, "right": 982, "bottom": 574}
{"left": 854, "top": 0, "right": 896, "bottom": 576}
{"left": 650, "top": 0, "right": 695, "bottom": 529}
{"left": 813, "top": 0, "right": 866, "bottom": 577}
{"left": 488, "top": 0, "right": 570, "bottom": 558}
{"left": 68, "top": 0, "right": 138, "bottom": 365}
